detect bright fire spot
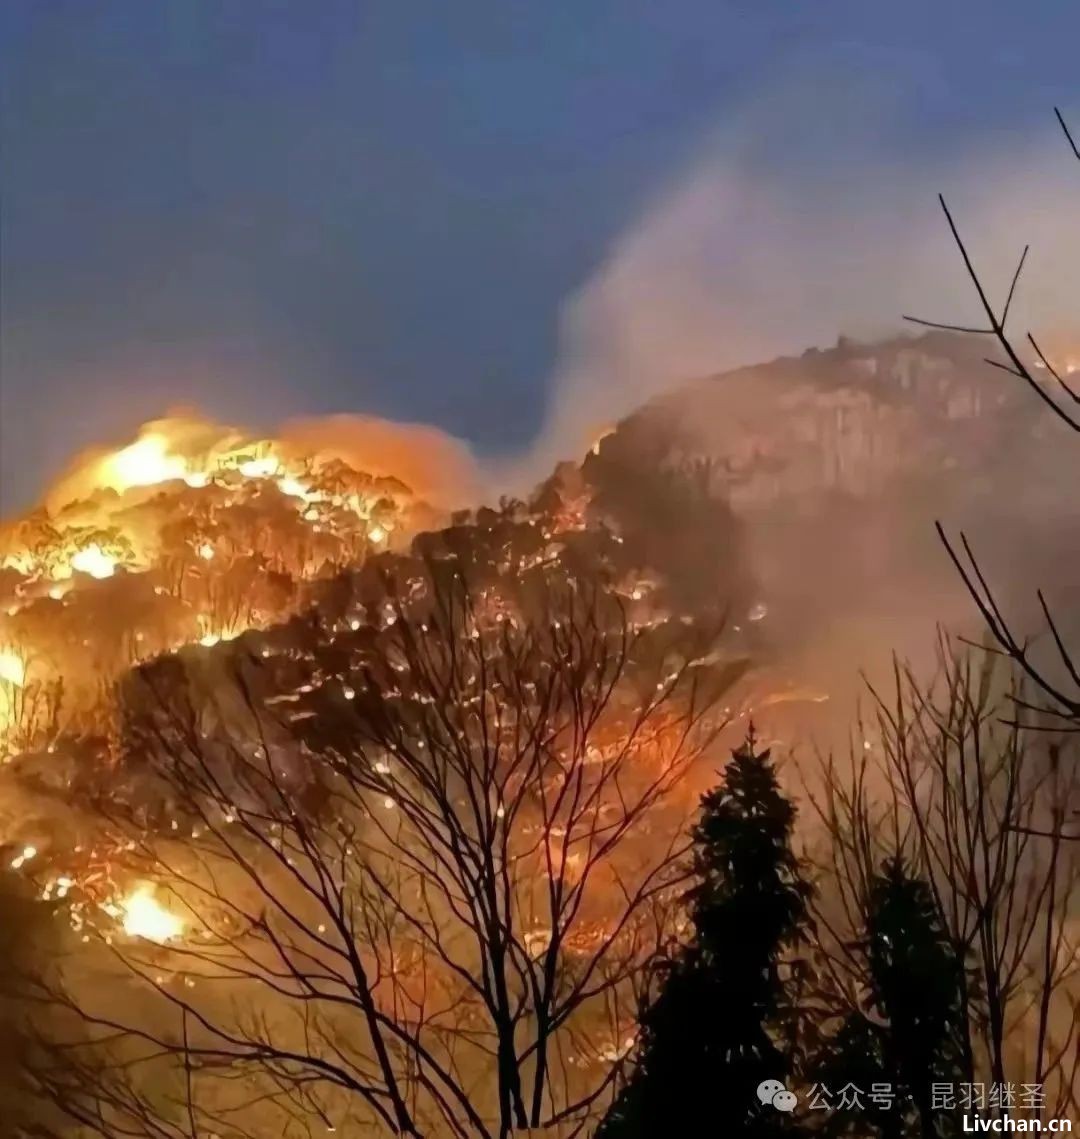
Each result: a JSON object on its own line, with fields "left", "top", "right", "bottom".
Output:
{"left": 70, "top": 544, "right": 117, "bottom": 579}
{"left": 197, "top": 626, "right": 242, "bottom": 648}
{"left": 277, "top": 476, "right": 309, "bottom": 499}
{"left": 238, "top": 456, "right": 279, "bottom": 478}
{"left": 0, "top": 414, "right": 417, "bottom": 739}
{"left": 100, "top": 434, "right": 188, "bottom": 491}
{"left": 2, "top": 552, "right": 34, "bottom": 574}
{"left": 0, "top": 650, "right": 25, "bottom": 687}
{"left": 10, "top": 844, "right": 37, "bottom": 870}
{"left": 117, "top": 885, "right": 184, "bottom": 943}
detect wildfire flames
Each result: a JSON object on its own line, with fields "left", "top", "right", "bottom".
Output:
{"left": 0, "top": 649, "right": 24, "bottom": 687}
{"left": 106, "top": 883, "right": 184, "bottom": 944}
{"left": 0, "top": 386, "right": 877, "bottom": 1139}
{"left": 0, "top": 404, "right": 755, "bottom": 1125}
{"left": 0, "top": 414, "right": 452, "bottom": 957}
{"left": 0, "top": 415, "right": 428, "bottom": 747}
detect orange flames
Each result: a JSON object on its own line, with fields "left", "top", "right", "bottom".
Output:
{"left": 50, "top": 417, "right": 296, "bottom": 504}
{"left": 104, "top": 883, "right": 185, "bottom": 943}
{"left": 98, "top": 433, "right": 191, "bottom": 492}
{"left": 0, "top": 413, "right": 442, "bottom": 744}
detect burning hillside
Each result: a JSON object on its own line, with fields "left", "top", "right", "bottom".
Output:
{"left": 0, "top": 414, "right": 445, "bottom": 751}
{"left": 2, "top": 331, "right": 1078, "bottom": 1135}
{"left": 0, "top": 412, "right": 751, "bottom": 1139}
{"left": 0, "top": 404, "right": 719, "bottom": 886}
{"left": 583, "top": 331, "right": 1080, "bottom": 729}
{"left": 7, "top": 330, "right": 1058, "bottom": 770}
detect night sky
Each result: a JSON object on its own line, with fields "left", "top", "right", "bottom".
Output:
{"left": 2, "top": 1, "right": 1077, "bottom": 509}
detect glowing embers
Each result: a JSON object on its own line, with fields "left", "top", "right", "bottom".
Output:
{"left": 9, "top": 843, "right": 37, "bottom": 870}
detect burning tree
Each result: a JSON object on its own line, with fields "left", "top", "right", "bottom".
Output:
{"left": 28, "top": 558, "right": 735, "bottom": 1138}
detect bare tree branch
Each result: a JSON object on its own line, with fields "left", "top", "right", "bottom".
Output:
{"left": 25, "top": 558, "right": 735, "bottom": 1137}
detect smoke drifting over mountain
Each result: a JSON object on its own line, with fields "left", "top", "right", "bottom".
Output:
{"left": 498, "top": 77, "right": 1080, "bottom": 756}
{"left": 5, "top": 68, "right": 1078, "bottom": 761}
{"left": 526, "top": 79, "right": 1080, "bottom": 478}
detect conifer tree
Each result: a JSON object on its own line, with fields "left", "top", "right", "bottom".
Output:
{"left": 812, "top": 858, "right": 969, "bottom": 1138}
{"left": 597, "top": 733, "right": 811, "bottom": 1138}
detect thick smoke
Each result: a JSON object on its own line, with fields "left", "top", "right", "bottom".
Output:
{"left": 10, "top": 72, "right": 1079, "bottom": 753}
{"left": 524, "top": 86, "right": 1079, "bottom": 478}
{"left": 510, "top": 81, "right": 1079, "bottom": 751}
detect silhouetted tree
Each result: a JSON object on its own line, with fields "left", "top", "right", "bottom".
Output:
{"left": 803, "top": 646, "right": 1080, "bottom": 1125}
{"left": 811, "top": 858, "right": 969, "bottom": 1138}
{"left": 597, "top": 734, "right": 811, "bottom": 1138}
{"left": 26, "top": 564, "right": 737, "bottom": 1139}
{"left": 0, "top": 870, "right": 92, "bottom": 1137}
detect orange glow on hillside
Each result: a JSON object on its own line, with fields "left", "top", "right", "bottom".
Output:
{"left": 99, "top": 433, "right": 189, "bottom": 492}
{"left": 0, "top": 411, "right": 439, "bottom": 752}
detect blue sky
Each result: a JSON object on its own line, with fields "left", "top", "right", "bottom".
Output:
{"left": 1, "top": 1, "right": 1077, "bottom": 507}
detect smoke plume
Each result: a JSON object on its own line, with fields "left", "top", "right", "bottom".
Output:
{"left": 504, "top": 75, "right": 1080, "bottom": 751}
{"left": 521, "top": 76, "right": 1079, "bottom": 480}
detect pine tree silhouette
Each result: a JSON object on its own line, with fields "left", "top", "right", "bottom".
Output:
{"left": 812, "top": 858, "right": 969, "bottom": 1138}
{"left": 597, "top": 732, "right": 811, "bottom": 1138}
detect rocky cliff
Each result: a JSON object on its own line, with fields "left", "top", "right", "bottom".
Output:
{"left": 582, "top": 330, "right": 1080, "bottom": 746}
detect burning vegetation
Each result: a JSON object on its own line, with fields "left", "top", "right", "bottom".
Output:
{"left": 3, "top": 112, "right": 1080, "bottom": 1127}
{"left": 0, "top": 409, "right": 756, "bottom": 1137}
{"left": 3, "top": 316, "right": 1080, "bottom": 1136}
{"left": 0, "top": 414, "right": 433, "bottom": 751}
